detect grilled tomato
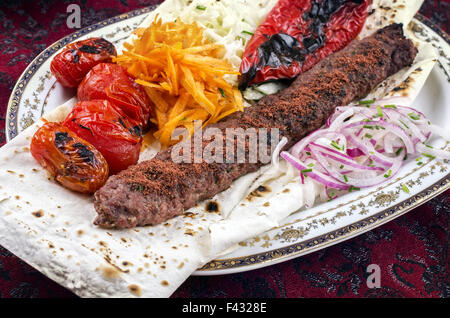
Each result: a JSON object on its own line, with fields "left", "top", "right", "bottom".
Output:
{"left": 77, "top": 63, "right": 152, "bottom": 129}
{"left": 50, "top": 38, "right": 117, "bottom": 88}
{"left": 30, "top": 122, "right": 109, "bottom": 194}
{"left": 62, "top": 100, "right": 143, "bottom": 174}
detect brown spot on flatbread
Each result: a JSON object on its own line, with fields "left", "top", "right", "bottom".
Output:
{"left": 99, "top": 265, "right": 121, "bottom": 280}
{"left": 103, "top": 254, "right": 129, "bottom": 274}
{"left": 263, "top": 202, "right": 270, "bottom": 207}
{"left": 183, "top": 212, "right": 196, "bottom": 219}
{"left": 282, "top": 188, "right": 290, "bottom": 193}
{"left": 161, "top": 280, "right": 169, "bottom": 287}
{"left": 257, "top": 185, "right": 270, "bottom": 193}
{"left": 32, "top": 210, "right": 44, "bottom": 218}
{"left": 128, "top": 284, "right": 142, "bottom": 297}
{"left": 177, "top": 262, "right": 185, "bottom": 269}
{"left": 77, "top": 230, "right": 84, "bottom": 236}
{"left": 122, "top": 261, "right": 133, "bottom": 267}
{"left": 392, "top": 76, "right": 414, "bottom": 94}
{"left": 205, "top": 201, "right": 220, "bottom": 213}
{"left": 246, "top": 185, "right": 272, "bottom": 201}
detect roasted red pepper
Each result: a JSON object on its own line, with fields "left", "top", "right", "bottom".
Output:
{"left": 239, "top": 0, "right": 371, "bottom": 90}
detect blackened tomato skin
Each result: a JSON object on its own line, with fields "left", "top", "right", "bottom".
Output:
{"left": 50, "top": 38, "right": 117, "bottom": 88}
{"left": 62, "top": 100, "right": 143, "bottom": 175}
{"left": 30, "top": 122, "right": 109, "bottom": 194}
{"left": 77, "top": 63, "right": 152, "bottom": 129}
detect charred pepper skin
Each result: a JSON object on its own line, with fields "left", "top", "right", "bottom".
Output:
{"left": 239, "top": 0, "right": 371, "bottom": 90}
{"left": 93, "top": 24, "right": 417, "bottom": 229}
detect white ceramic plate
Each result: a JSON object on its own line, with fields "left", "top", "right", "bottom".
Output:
{"left": 5, "top": 7, "right": 450, "bottom": 276}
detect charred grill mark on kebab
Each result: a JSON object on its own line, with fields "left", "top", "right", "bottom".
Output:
{"left": 93, "top": 24, "right": 418, "bottom": 229}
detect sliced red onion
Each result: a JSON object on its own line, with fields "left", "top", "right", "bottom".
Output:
{"left": 271, "top": 136, "right": 288, "bottom": 168}
{"left": 309, "top": 143, "right": 383, "bottom": 172}
{"left": 280, "top": 151, "right": 349, "bottom": 190}
{"left": 291, "top": 131, "right": 346, "bottom": 158}
{"left": 347, "top": 147, "right": 365, "bottom": 157}
{"left": 341, "top": 156, "right": 403, "bottom": 188}
{"left": 342, "top": 121, "right": 415, "bottom": 153}
{"left": 328, "top": 108, "right": 354, "bottom": 131}
{"left": 416, "top": 142, "right": 450, "bottom": 160}
{"left": 382, "top": 108, "right": 427, "bottom": 142}
{"left": 280, "top": 101, "right": 450, "bottom": 197}
{"left": 309, "top": 142, "right": 353, "bottom": 160}
{"left": 345, "top": 133, "right": 396, "bottom": 167}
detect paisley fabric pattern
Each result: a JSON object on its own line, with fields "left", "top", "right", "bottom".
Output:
{"left": 0, "top": 0, "right": 448, "bottom": 298}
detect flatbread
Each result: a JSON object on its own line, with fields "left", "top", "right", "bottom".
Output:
{"left": 358, "top": 0, "right": 424, "bottom": 40}
{"left": 0, "top": 0, "right": 438, "bottom": 297}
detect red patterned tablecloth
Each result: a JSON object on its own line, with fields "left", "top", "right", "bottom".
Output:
{"left": 0, "top": 0, "right": 448, "bottom": 298}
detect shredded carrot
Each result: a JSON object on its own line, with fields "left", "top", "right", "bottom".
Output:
{"left": 114, "top": 16, "right": 243, "bottom": 148}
